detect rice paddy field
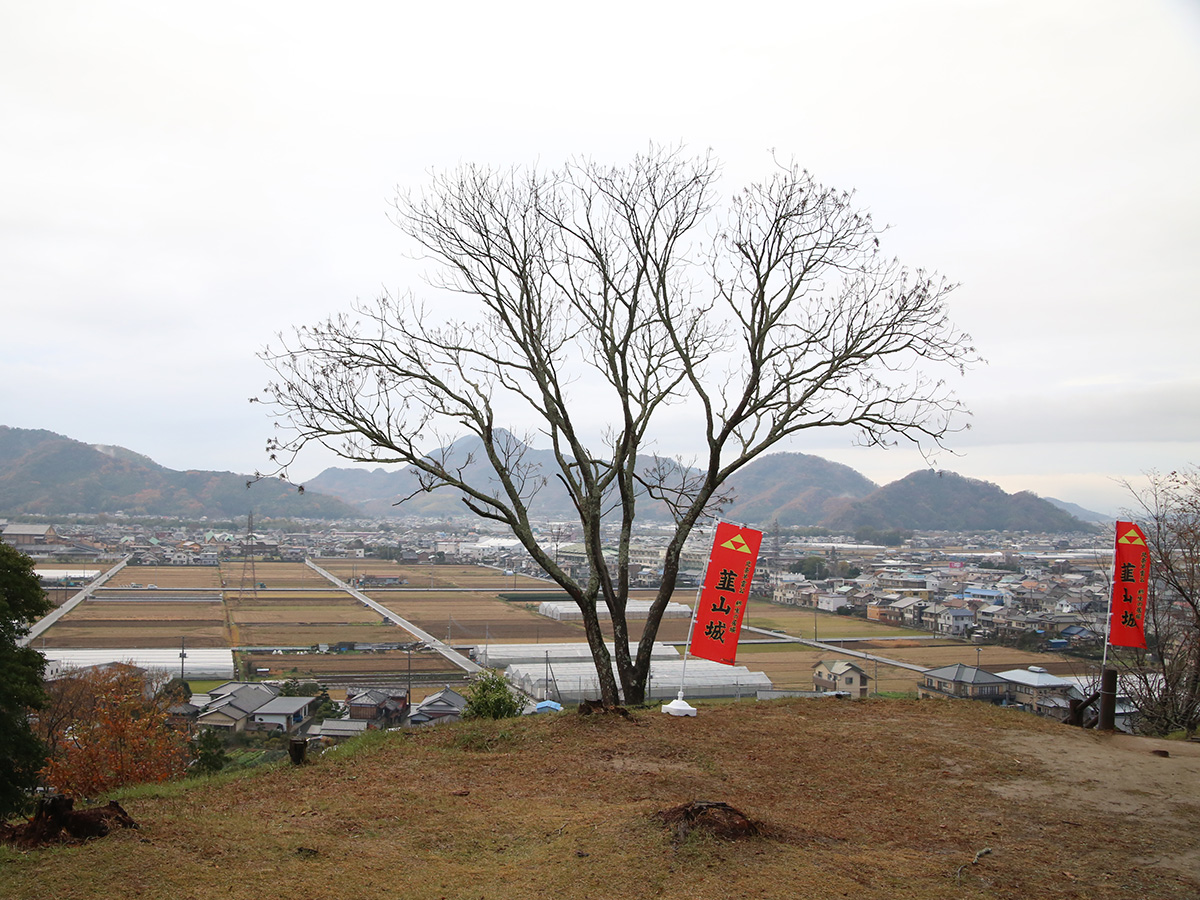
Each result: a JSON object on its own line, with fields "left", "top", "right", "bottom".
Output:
{"left": 34, "top": 560, "right": 1082, "bottom": 693}
{"left": 112, "top": 566, "right": 222, "bottom": 589}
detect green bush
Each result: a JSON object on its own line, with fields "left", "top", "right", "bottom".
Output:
{"left": 463, "top": 670, "right": 522, "bottom": 720}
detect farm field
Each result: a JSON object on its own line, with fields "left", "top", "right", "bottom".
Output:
{"left": 218, "top": 561, "right": 331, "bottom": 590}
{"left": 364, "top": 591, "right": 587, "bottom": 643}
{"left": 37, "top": 599, "right": 228, "bottom": 649}
{"left": 242, "top": 648, "right": 460, "bottom": 682}
{"left": 32, "top": 559, "right": 1093, "bottom": 698}
{"left": 742, "top": 600, "right": 927, "bottom": 639}
{"left": 322, "top": 560, "right": 551, "bottom": 591}
{"left": 112, "top": 566, "right": 222, "bottom": 589}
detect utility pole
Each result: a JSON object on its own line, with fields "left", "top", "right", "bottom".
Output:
{"left": 179, "top": 636, "right": 187, "bottom": 680}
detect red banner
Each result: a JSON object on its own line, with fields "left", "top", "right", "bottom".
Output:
{"left": 688, "top": 522, "right": 763, "bottom": 666}
{"left": 1109, "top": 521, "right": 1149, "bottom": 649}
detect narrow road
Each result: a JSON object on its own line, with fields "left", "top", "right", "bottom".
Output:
{"left": 19, "top": 556, "right": 131, "bottom": 648}
{"left": 304, "top": 559, "right": 482, "bottom": 675}
{"left": 741, "top": 625, "right": 930, "bottom": 673}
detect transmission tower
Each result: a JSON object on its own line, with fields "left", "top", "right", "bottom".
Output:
{"left": 237, "top": 511, "right": 260, "bottom": 603}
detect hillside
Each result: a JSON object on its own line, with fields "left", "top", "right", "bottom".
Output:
{"left": 822, "top": 469, "right": 1098, "bottom": 533}
{"left": 308, "top": 447, "right": 877, "bottom": 525}
{"left": 1, "top": 425, "right": 1102, "bottom": 531}
{"left": 0, "top": 427, "right": 358, "bottom": 520}
{"left": 721, "top": 452, "right": 877, "bottom": 526}
{"left": 3, "top": 700, "right": 1196, "bottom": 899}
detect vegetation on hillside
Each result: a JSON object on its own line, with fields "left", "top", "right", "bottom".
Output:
{"left": 0, "top": 542, "right": 51, "bottom": 819}
{"left": 824, "top": 469, "right": 1097, "bottom": 533}
{"left": 0, "top": 426, "right": 358, "bottom": 519}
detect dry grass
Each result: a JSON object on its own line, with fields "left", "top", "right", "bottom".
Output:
{"left": 371, "top": 592, "right": 585, "bottom": 643}
{"left": 3, "top": 699, "right": 1197, "bottom": 900}
{"left": 242, "top": 649, "right": 459, "bottom": 681}
{"left": 218, "top": 562, "right": 333, "bottom": 589}
{"left": 743, "top": 599, "right": 927, "bottom": 638}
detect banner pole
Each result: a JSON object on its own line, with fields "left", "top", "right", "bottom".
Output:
{"left": 663, "top": 531, "right": 718, "bottom": 717}
{"left": 1101, "top": 523, "right": 1115, "bottom": 672}
{"left": 676, "top": 580, "right": 706, "bottom": 697}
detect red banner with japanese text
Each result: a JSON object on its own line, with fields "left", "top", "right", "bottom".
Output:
{"left": 1109, "top": 521, "right": 1149, "bottom": 649}
{"left": 688, "top": 522, "right": 763, "bottom": 666}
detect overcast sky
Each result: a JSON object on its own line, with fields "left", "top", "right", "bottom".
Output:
{"left": 3, "top": 0, "right": 1198, "bottom": 516}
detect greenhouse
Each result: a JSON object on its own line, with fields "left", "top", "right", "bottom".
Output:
{"left": 505, "top": 657, "right": 772, "bottom": 704}
{"left": 476, "top": 641, "right": 679, "bottom": 669}
{"left": 536, "top": 599, "right": 692, "bottom": 621}
{"left": 41, "top": 648, "right": 236, "bottom": 680}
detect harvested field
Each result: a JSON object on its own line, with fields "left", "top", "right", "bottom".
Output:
{"left": 324, "top": 562, "right": 549, "bottom": 591}
{"left": 367, "top": 592, "right": 586, "bottom": 643}
{"left": 64, "top": 602, "right": 224, "bottom": 622}
{"left": 226, "top": 591, "right": 354, "bottom": 605}
{"left": 242, "top": 649, "right": 462, "bottom": 680}
{"left": 230, "top": 602, "right": 381, "bottom": 625}
{"left": 38, "top": 599, "right": 229, "bottom": 649}
{"left": 233, "top": 623, "right": 405, "bottom": 646}
{"left": 218, "top": 561, "right": 331, "bottom": 590}
{"left": 31, "top": 563, "right": 1090, "bottom": 693}
{"left": 743, "top": 600, "right": 927, "bottom": 638}
{"left": 36, "top": 622, "right": 228, "bottom": 649}
{"left": 112, "top": 568, "right": 222, "bottom": 589}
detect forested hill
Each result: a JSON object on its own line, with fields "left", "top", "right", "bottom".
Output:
{"left": 0, "top": 426, "right": 357, "bottom": 519}
{"left": 821, "top": 469, "right": 1099, "bottom": 533}
{"left": 307, "top": 447, "right": 878, "bottom": 525}
{"left": 0, "top": 425, "right": 1099, "bottom": 531}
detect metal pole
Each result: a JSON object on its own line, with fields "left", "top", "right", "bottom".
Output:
{"left": 676, "top": 581, "right": 705, "bottom": 697}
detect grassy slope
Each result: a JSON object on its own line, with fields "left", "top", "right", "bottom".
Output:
{"left": 3, "top": 699, "right": 1197, "bottom": 900}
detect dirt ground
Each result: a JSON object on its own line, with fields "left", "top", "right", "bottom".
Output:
{"left": 991, "top": 727, "right": 1200, "bottom": 878}
{"left": 3, "top": 699, "right": 1197, "bottom": 900}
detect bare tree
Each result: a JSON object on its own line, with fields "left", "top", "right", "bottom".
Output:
{"left": 1118, "top": 468, "right": 1200, "bottom": 734}
{"left": 261, "top": 147, "right": 976, "bottom": 706}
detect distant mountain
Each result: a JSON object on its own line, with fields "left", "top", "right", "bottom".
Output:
{"left": 1044, "top": 496, "right": 1114, "bottom": 526}
{"left": 309, "top": 442, "right": 877, "bottom": 526}
{"left": 0, "top": 425, "right": 1103, "bottom": 532}
{"left": 0, "top": 426, "right": 359, "bottom": 520}
{"left": 821, "top": 470, "right": 1099, "bottom": 533}
{"left": 722, "top": 453, "right": 877, "bottom": 526}
{"left": 306, "top": 433, "right": 577, "bottom": 518}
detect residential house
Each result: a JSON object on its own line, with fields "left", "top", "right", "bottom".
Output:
{"left": 917, "top": 664, "right": 1008, "bottom": 702}
{"left": 1, "top": 523, "right": 59, "bottom": 547}
{"left": 195, "top": 682, "right": 279, "bottom": 732}
{"left": 346, "top": 688, "right": 409, "bottom": 726}
{"left": 408, "top": 687, "right": 467, "bottom": 725}
{"left": 315, "top": 718, "right": 370, "bottom": 740}
{"left": 251, "top": 696, "right": 316, "bottom": 733}
{"left": 935, "top": 605, "right": 975, "bottom": 636}
{"left": 812, "top": 660, "right": 870, "bottom": 698}
{"left": 866, "top": 601, "right": 903, "bottom": 625}
{"left": 995, "top": 666, "right": 1080, "bottom": 720}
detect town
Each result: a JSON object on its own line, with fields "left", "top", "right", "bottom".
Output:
{"left": 3, "top": 513, "right": 1119, "bottom": 743}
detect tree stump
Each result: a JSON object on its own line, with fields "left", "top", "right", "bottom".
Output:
{"left": 288, "top": 737, "right": 309, "bottom": 765}
{"left": 656, "top": 800, "right": 760, "bottom": 844}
